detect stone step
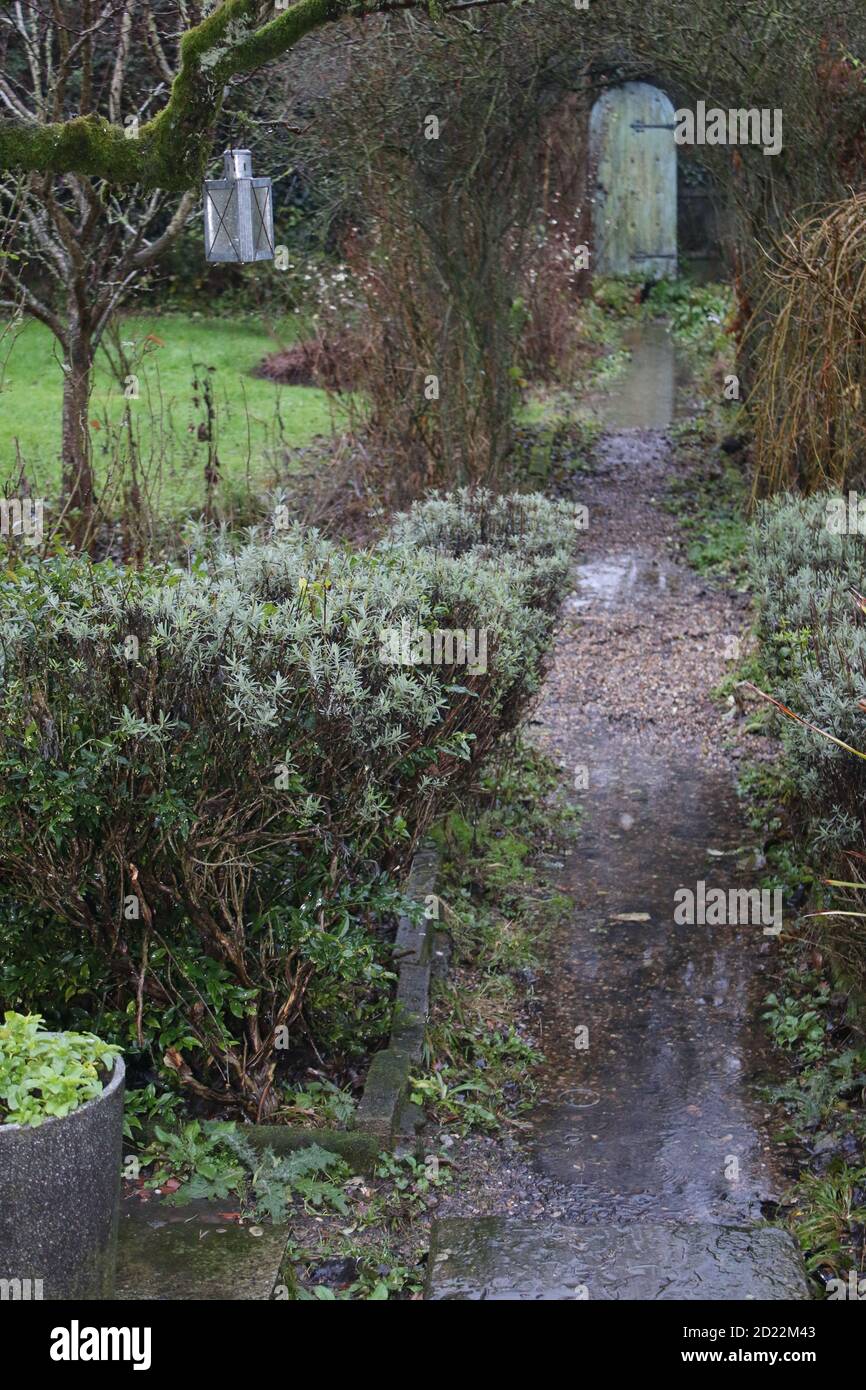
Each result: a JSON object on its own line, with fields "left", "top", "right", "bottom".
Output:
{"left": 115, "top": 1198, "right": 289, "bottom": 1300}
{"left": 425, "top": 1217, "right": 811, "bottom": 1301}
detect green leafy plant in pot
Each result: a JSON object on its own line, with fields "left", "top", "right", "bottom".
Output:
{"left": 0, "top": 1013, "right": 125, "bottom": 1300}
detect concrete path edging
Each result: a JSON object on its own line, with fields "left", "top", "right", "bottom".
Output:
{"left": 248, "top": 844, "right": 440, "bottom": 1174}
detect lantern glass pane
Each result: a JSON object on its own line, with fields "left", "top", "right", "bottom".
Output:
{"left": 251, "top": 185, "right": 274, "bottom": 258}
{"left": 205, "top": 186, "right": 240, "bottom": 262}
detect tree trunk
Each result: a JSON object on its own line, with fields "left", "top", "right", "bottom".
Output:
{"left": 61, "top": 325, "right": 95, "bottom": 537}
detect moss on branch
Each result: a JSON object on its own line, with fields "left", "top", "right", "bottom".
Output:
{"left": 0, "top": 0, "right": 370, "bottom": 191}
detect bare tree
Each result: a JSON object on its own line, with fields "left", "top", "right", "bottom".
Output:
{"left": 0, "top": 1, "right": 512, "bottom": 531}
{"left": 0, "top": 1, "right": 510, "bottom": 189}
{"left": 0, "top": 2, "right": 202, "bottom": 531}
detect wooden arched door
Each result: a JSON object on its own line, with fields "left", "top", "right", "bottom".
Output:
{"left": 590, "top": 82, "right": 677, "bottom": 280}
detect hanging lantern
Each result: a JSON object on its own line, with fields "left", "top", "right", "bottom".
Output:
{"left": 203, "top": 149, "right": 274, "bottom": 264}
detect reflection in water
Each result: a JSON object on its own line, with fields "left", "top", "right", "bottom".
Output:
{"left": 568, "top": 553, "right": 682, "bottom": 611}
{"left": 593, "top": 321, "right": 688, "bottom": 430}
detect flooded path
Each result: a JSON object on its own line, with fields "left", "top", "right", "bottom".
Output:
{"left": 529, "top": 684, "right": 783, "bottom": 1224}
{"left": 528, "top": 329, "right": 785, "bottom": 1222}
{"left": 427, "top": 321, "right": 805, "bottom": 1298}
{"left": 593, "top": 320, "right": 692, "bottom": 430}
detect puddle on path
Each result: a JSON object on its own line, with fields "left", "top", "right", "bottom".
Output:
{"left": 592, "top": 320, "right": 692, "bottom": 430}
{"left": 427, "top": 311, "right": 806, "bottom": 1300}
{"left": 568, "top": 552, "right": 683, "bottom": 611}
{"left": 426, "top": 1217, "right": 810, "bottom": 1301}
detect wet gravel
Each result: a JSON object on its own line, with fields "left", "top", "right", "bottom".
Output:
{"left": 539, "top": 428, "right": 753, "bottom": 766}
{"left": 428, "top": 421, "right": 784, "bottom": 1231}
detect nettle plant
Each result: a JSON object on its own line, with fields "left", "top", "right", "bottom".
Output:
{"left": 0, "top": 1012, "right": 120, "bottom": 1127}
{"left": 0, "top": 493, "right": 577, "bottom": 1117}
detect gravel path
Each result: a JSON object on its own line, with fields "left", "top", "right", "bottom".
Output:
{"left": 430, "top": 421, "right": 786, "bottom": 1231}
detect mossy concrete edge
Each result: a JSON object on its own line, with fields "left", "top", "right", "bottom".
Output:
{"left": 355, "top": 846, "right": 440, "bottom": 1144}
{"left": 249, "top": 844, "right": 442, "bottom": 1174}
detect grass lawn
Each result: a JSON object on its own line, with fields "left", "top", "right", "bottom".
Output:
{"left": 0, "top": 313, "right": 343, "bottom": 517}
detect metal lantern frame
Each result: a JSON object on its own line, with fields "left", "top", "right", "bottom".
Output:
{"left": 203, "top": 149, "right": 275, "bottom": 264}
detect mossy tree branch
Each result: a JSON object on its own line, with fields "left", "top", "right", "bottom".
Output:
{"left": 0, "top": 0, "right": 456, "bottom": 191}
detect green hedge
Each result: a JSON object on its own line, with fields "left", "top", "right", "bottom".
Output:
{"left": 0, "top": 491, "right": 577, "bottom": 1116}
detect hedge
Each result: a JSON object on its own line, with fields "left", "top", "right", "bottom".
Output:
{"left": 0, "top": 490, "right": 578, "bottom": 1116}
{"left": 751, "top": 492, "right": 866, "bottom": 998}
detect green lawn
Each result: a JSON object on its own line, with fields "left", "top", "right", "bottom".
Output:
{"left": 0, "top": 314, "right": 343, "bottom": 516}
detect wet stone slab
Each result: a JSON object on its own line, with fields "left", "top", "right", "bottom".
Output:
{"left": 525, "top": 731, "right": 788, "bottom": 1226}
{"left": 426, "top": 1218, "right": 811, "bottom": 1301}
{"left": 115, "top": 1199, "right": 289, "bottom": 1300}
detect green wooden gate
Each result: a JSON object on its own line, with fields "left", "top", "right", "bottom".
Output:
{"left": 589, "top": 82, "right": 677, "bottom": 280}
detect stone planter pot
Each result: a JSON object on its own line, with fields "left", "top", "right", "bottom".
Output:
{"left": 0, "top": 1054, "right": 125, "bottom": 1300}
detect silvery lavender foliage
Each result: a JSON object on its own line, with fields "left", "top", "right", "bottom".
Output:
{"left": 751, "top": 492, "right": 866, "bottom": 857}
{"left": 0, "top": 490, "right": 579, "bottom": 1113}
